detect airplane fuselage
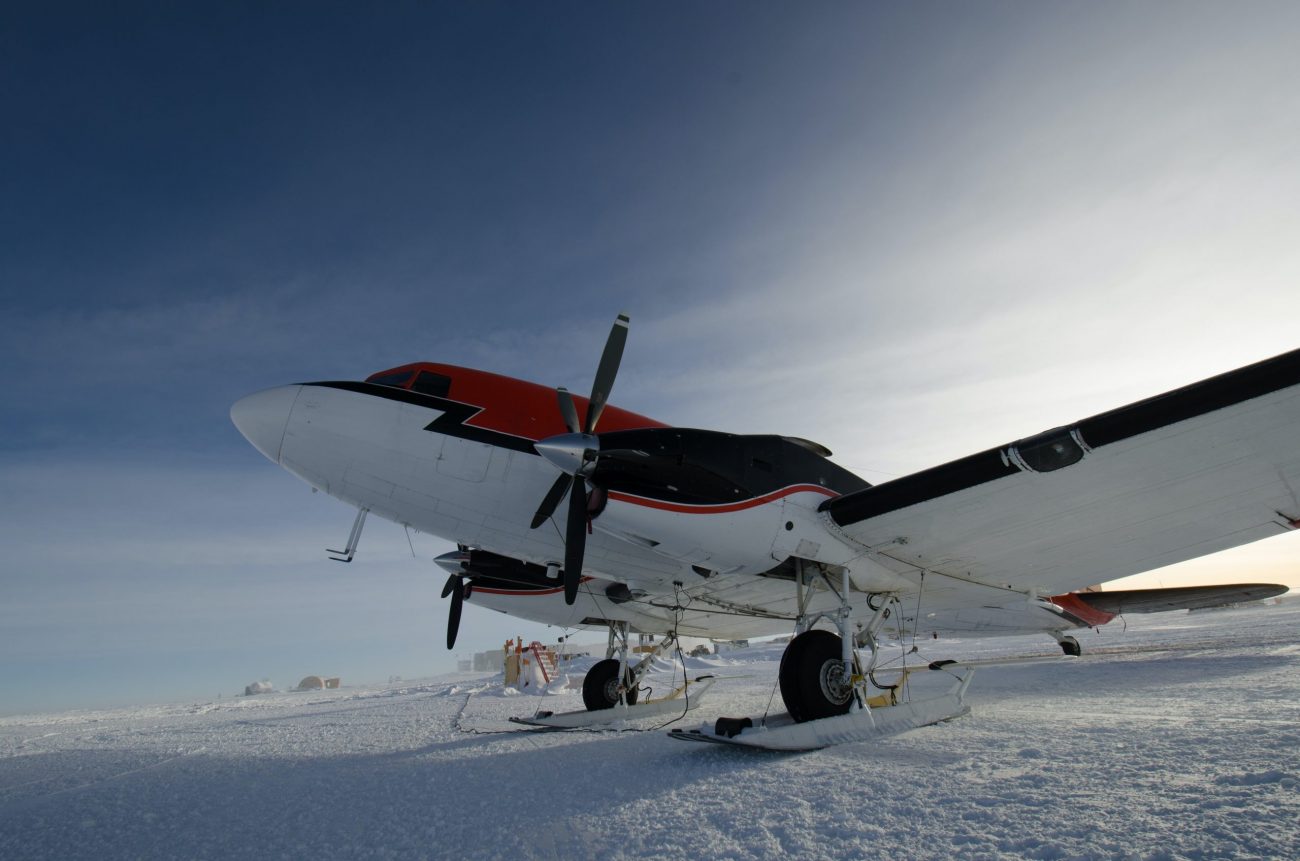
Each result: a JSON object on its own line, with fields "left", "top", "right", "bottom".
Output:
{"left": 232, "top": 365, "right": 858, "bottom": 635}
{"left": 232, "top": 362, "right": 1122, "bottom": 642}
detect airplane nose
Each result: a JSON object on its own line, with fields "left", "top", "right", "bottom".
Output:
{"left": 230, "top": 385, "right": 301, "bottom": 463}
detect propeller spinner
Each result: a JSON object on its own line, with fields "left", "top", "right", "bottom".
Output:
{"left": 529, "top": 313, "right": 630, "bottom": 605}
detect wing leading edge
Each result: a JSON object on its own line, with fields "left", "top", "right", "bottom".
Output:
{"left": 823, "top": 348, "right": 1300, "bottom": 597}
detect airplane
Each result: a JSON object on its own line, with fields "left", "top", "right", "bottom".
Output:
{"left": 231, "top": 315, "right": 1295, "bottom": 748}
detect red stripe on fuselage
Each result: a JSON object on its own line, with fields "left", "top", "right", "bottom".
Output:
{"left": 367, "top": 362, "right": 667, "bottom": 441}
{"left": 1048, "top": 592, "right": 1116, "bottom": 628}
{"left": 607, "top": 484, "right": 839, "bottom": 514}
{"left": 472, "top": 576, "right": 593, "bottom": 597}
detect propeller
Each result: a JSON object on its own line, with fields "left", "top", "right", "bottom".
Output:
{"left": 529, "top": 314, "right": 630, "bottom": 605}
{"left": 436, "top": 546, "right": 473, "bottom": 649}
{"left": 441, "top": 574, "right": 467, "bottom": 649}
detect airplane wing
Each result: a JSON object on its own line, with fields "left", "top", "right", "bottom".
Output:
{"left": 823, "top": 349, "right": 1300, "bottom": 599}
{"left": 1071, "top": 583, "right": 1288, "bottom": 614}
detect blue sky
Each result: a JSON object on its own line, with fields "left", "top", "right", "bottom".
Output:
{"left": 4, "top": 2, "right": 1300, "bottom": 714}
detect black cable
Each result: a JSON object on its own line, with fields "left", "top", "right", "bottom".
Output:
{"left": 452, "top": 691, "right": 532, "bottom": 736}
{"left": 907, "top": 579, "right": 926, "bottom": 700}
{"left": 648, "top": 583, "right": 694, "bottom": 730}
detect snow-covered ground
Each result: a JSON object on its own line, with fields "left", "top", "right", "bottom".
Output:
{"left": 3, "top": 603, "right": 1298, "bottom": 861}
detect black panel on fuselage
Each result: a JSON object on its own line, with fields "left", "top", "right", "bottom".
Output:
{"left": 592, "top": 429, "right": 869, "bottom": 505}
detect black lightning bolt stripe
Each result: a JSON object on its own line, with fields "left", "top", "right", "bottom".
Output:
{"left": 303, "top": 381, "right": 541, "bottom": 455}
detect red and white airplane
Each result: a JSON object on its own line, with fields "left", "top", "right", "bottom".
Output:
{"left": 232, "top": 316, "right": 1295, "bottom": 747}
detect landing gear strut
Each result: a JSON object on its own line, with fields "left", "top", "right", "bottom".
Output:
{"left": 779, "top": 563, "right": 897, "bottom": 723}
{"left": 672, "top": 564, "right": 973, "bottom": 748}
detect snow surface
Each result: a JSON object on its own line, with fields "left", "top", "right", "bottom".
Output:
{"left": 2, "top": 603, "right": 1298, "bottom": 861}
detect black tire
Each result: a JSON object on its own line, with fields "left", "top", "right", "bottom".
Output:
{"left": 779, "top": 629, "right": 854, "bottom": 723}
{"left": 581, "top": 658, "right": 640, "bottom": 710}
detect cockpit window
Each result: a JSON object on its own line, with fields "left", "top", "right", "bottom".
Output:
{"left": 367, "top": 370, "right": 414, "bottom": 388}
{"left": 410, "top": 371, "right": 452, "bottom": 398}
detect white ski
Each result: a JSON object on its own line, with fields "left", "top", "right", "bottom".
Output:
{"left": 669, "top": 672, "right": 972, "bottom": 751}
{"left": 509, "top": 675, "right": 717, "bottom": 729}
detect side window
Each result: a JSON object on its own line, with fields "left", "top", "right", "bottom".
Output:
{"left": 411, "top": 371, "right": 452, "bottom": 398}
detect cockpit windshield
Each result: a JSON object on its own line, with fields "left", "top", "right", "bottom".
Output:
{"left": 409, "top": 371, "right": 451, "bottom": 397}
{"left": 364, "top": 367, "right": 453, "bottom": 397}
{"left": 366, "top": 370, "right": 415, "bottom": 388}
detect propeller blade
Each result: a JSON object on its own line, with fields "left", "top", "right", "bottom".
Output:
{"left": 446, "top": 577, "right": 463, "bottom": 650}
{"left": 530, "top": 473, "right": 573, "bottom": 529}
{"left": 563, "top": 477, "right": 588, "bottom": 605}
{"left": 441, "top": 573, "right": 458, "bottom": 599}
{"left": 584, "top": 313, "right": 629, "bottom": 434}
{"left": 557, "top": 387, "right": 581, "bottom": 435}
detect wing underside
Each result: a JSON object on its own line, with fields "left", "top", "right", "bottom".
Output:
{"left": 1073, "top": 583, "right": 1288, "bottom": 615}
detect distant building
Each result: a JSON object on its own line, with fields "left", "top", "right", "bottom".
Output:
{"left": 295, "top": 676, "right": 340, "bottom": 691}
{"left": 244, "top": 681, "right": 272, "bottom": 696}
{"left": 714, "top": 640, "right": 751, "bottom": 653}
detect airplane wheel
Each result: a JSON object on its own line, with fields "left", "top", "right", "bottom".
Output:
{"left": 582, "top": 659, "right": 640, "bottom": 710}
{"left": 1059, "top": 636, "right": 1082, "bottom": 657}
{"left": 779, "top": 629, "right": 854, "bottom": 723}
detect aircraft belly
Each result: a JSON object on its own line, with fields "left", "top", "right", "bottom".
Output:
{"left": 467, "top": 578, "right": 792, "bottom": 640}
{"left": 594, "top": 496, "right": 788, "bottom": 575}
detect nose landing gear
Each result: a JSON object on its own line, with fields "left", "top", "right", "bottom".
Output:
{"left": 582, "top": 657, "right": 640, "bottom": 710}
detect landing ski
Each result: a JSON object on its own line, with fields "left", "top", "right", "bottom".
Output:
{"left": 669, "top": 674, "right": 972, "bottom": 751}
{"left": 509, "top": 675, "right": 717, "bottom": 729}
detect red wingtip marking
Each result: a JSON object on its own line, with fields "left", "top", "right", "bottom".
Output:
{"left": 1048, "top": 592, "right": 1116, "bottom": 628}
